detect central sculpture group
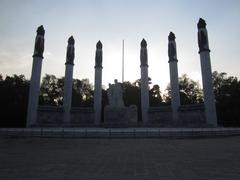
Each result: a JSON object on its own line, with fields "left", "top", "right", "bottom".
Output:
{"left": 26, "top": 18, "right": 218, "bottom": 127}
{"left": 108, "top": 80, "right": 124, "bottom": 108}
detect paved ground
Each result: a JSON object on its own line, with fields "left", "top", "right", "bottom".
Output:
{"left": 0, "top": 137, "right": 240, "bottom": 180}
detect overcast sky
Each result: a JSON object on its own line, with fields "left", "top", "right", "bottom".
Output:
{"left": 0, "top": 0, "right": 239, "bottom": 90}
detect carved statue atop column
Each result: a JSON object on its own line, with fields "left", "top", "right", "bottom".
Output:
{"left": 95, "top": 40, "right": 103, "bottom": 67}
{"left": 197, "top": 18, "right": 209, "bottom": 52}
{"left": 65, "top": 36, "right": 75, "bottom": 65}
{"left": 33, "top": 25, "right": 45, "bottom": 58}
{"left": 168, "top": 32, "right": 177, "bottom": 61}
{"left": 140, "top": 39, "right": 148, "bottom": 66}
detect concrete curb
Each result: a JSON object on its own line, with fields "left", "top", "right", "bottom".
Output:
{"left": 1, "top": 128, "right": 240, "bottom": 138}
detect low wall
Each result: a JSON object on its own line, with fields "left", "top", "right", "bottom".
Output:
{"left": 37, "top": 104, "right": 207, "bottom": 127}
{"left": 37, "top": 106, "right": 94, "bottom": 127}
{"left": 37, "top": 106, "right": 64, "bottom": 126}
{"left": 178, "top": 104, "right": 206, "bottom": 127}
{"left": 71, "top": 107, "right": 94, "bottom": 125}
{"left": 148, "top": 104, "right": 206, "bottom": 127}
{"left": 148, "top": 106, "right": 172, "bottom": 125}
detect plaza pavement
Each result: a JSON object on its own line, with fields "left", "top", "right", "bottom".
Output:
{"left": 0, "top": 136, "right": 240, "bottom": 180}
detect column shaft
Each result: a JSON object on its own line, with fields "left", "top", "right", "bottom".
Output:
{"left": 94, "top": 67, "right": 102, "bottom": 125}
{"left": 63, "top": 65, "right": 74, "bottom": 124}
{"left": 141, "top": 66, "right": 149, "bottom": 124}
{"left": 200, "top": 51, "right": 217, "bottom": 126}
{"left": 169, "top": 61, "right": 180, "bottom": 121}
{"left": 26, "top": 57, "right": 43, "bottom": 127}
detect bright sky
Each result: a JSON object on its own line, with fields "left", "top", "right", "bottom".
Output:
{"left": 0, "top": 0, "right": 240, "bottom": 91}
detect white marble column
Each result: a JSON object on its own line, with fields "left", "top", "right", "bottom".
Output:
{"left": 197, "top": 18, "right": 217, "bottom": 126}
{"left": 26, "top": 26, "right": 45, "bottom": 127}
{"left": 140, "top": 39, "right": 149, "bottom": 124}
{"left": 168, "top": 32, "right": 180, "bottom": 121}
{"left": 63, "top": 36, "right": 75, "bottom": 125}
{"left": 94, "top": 41, "right": 103, "bottom": 125}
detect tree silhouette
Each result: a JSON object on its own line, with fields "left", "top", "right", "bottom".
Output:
{"left": 0, "top": 74, "right": 29, "bottom": 127}
{"left": 165, "top": 74, "right": 203, "bottom": 105}
{"left": 213, "top": 71, "right": 240, "bottom": 126}
{"left": 0, "top": 72, "right": 240, "bottom": 127}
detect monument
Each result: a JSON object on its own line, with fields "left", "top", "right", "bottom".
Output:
{"left": 63, "top": 36, "right": 75, "bottom": 125}
{"left": 140, "top": 39, "right": 150, "bottom": 124}
{"left": 104, "top": 79, "right": 138, "bottom": 126}
{"left": 26, "top": 18, "right": 218, "bottom": 127}
{"left": 94, "top": 41, "right": 103, "bottom": 125}
{"left": 197, "top": 18, "right": 218, "bottom": 126}
{"left": 168, "top": 32, "right": 181, "bottom": 122}
{"left": 26, "top": 25, "right": 45, "bottom": 127}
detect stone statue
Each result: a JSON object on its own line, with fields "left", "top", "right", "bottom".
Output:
{"left": 168, "top": 32, "right": 177, "bottom": 60}
{"left": 66, "top": 36, "right": 75, "bottom": 65}
{"left": 168, "top": 43, "right": 176, "bottom": 60}
{"left": 198, "top": 30, "right": 207, "bottom": 51}
{"left": 140, "top": 39, "right": 148, "bottom": 66}
{"left": 197, "top": 18, "right": 208, "bottom": 52}
{"left": 33, "top": 25, "right": 45, "bottom": 58}
{"left": 95, "top": 41, "right": 103, "bottom": 67}
{"left": 108, "top": 79, "right": 124, "bottom": 107}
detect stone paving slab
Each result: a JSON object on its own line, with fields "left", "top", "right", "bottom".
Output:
{"left": 0, "top": 137, "right": 240, "bottom": 179}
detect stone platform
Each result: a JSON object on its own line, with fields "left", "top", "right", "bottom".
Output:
{"left": 104, "top": 105, "right": 138, "bottom": 127}
{"left": 1, "top": 127, "right": 240, "bottom": 138}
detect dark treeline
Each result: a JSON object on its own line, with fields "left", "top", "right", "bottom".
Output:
{"left": 0, "top": 71, "right": 240, "bottom": 127}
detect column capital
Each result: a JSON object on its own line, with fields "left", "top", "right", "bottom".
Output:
{"left": 197, "top": 18, "right": 210, "bottom": 53}
{"left": 168, "top": 32, "right": 178, "bottom": 62}
{"left": 33, "top": 25, "right": 45, "bottom": 58}
{"left": 65, "top": 36, "right": 75, "bottom": 65}
{"left": 95, "top": 41, "right": 103, "bottom": 68}
{"left": 140, "top": 38, "right": 148, "bottom": 67}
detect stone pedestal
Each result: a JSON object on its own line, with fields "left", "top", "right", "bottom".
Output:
{"left": 104, "top": 105, "right": 137, "bottom": 127}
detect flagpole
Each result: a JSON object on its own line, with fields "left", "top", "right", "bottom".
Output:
{"left": 122, "top": 40, "right": 124, "bottom": 83}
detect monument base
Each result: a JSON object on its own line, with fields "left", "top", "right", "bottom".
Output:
{"left": 104, "top": 105, "right": 138, "bottom": 127}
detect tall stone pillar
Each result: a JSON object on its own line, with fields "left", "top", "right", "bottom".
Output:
{"left": 140, "top": 39, "right": 149, "bottom": 124}
{"left": 63, "top": 36, "right": 75, "bottom": 125}
{"left": 94, "top": 41, "right": 103, "bottom": 125}
{"left": 26, "top": 25, "right": 45, "bottom": 127}
{"left": 168, "top": 32, "right": 180, "bottom": 121}
{"left": 197, "top": 18, "right": 217, "bottom": 126}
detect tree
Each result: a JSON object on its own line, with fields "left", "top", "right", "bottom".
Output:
{"left": 0, "top": 74, "right": 29, "bottom": 127}
{"left": 72, "top": 78, "right": 93, "bottom": 107}
{"left": 212, "top": 71, "right": 240, "bottom": 126}
{"left": 149, "top": 84, "right": 163, "bottom": 106}
{"left": 39, "top": 74, "right": 94, "bottom": 107}
{"left": 165, "top": 74, "right": 203, "bottom": 105}
{"left": 122, "top": 81, "right": 140, "bottom": 107}
{"left": 39, "top": 74, "right": 63, "bottom": 106}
